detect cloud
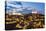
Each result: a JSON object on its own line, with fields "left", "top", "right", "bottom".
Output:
{"left": 16, "top": 8, "right": 23, "bottom": 11}
{"left": 27, "top": 7, "right": 33, "bottom": 10}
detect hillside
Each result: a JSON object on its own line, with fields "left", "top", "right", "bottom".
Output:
{"left": 5, "top": 13, "right": 45, "bottom": 30}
